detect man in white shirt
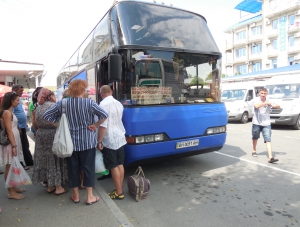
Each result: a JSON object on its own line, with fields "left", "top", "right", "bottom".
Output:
{"left": 98, "top": 85, "right": 127, "bottom": 200}
{"left": 252, "top": 88, "right": 280, "bottom": 163}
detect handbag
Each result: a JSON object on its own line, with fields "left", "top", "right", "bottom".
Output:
{"left": 0, "top": 112, "right": 13, "bottom": 146}
{"left": 0, "top": 126, "right": 10, "bottom": 145}
{"left": 52, "top": 99, "right": 73, "bottom": 158}
{"left": 95, "top": 150, "right": 109, "bottom": 175}
{"left": 5, "top": 156, "right": 32, "bottom": 188}
{"left": 127, "top": 166, "right": 150, "bottom": 202}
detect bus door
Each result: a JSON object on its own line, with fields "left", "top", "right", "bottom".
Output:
{"left": 96, "top": 60, "right": 108, "bottom": 102}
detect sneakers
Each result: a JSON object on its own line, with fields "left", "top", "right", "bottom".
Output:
{"left": 252, "top": 152, "right": 258, "bottom": 157}
{"left": 108, "top": 191, "right": 124, "bottom": 200}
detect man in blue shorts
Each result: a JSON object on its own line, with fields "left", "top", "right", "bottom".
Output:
{"left": 252, "top": 88, "right": 280, "bottom": 163}
{"left": 98, "top": 85, "right": 127, "bottom": 200}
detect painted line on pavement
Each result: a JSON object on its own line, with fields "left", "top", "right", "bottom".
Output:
{"left": 214, "top": 151, "right": 300, "bottom": 177}
{"left": 242, "top": 130, "right": 251, "bottom": 132}
{"left": 95, "top": 182, "right": 134, "bottom": 227}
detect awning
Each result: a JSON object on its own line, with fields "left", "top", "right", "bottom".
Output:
{"left": 234, "top": 0, "right": 262, "bottom": 14}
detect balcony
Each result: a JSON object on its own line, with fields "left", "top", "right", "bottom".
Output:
{"left": 225, "top": 59, "right": 233, "bottom": 67}
{"left": 249, "top": 53, "right": 263, "bottom": 61}
{"left": 267, "top": 29, "right": 279, "bottom": 39}
{"left": 267, "top": 49, "right": 279, "bottom": 58}
{"left": 266, "top": 0, "right": 300, "bottom": 19}
{"left": 288, "top": 22, "right": 300, "bottom": 33}
{"left": 248, "top": 34, "right": 263, "bottom": 43}
{"left": 225, "top": 40, "right": 233, "bottom": 53}
{"left": 233, "top": 39, "right": 247, "bottom": 48}
{"left": 233, "top": 56, "right": 247, "bottom": 64}
{"left": 287, "top": 45, "right": 300, "bottom": 54}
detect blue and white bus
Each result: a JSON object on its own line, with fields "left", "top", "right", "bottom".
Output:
{"left": 56, "top": 0, "right": 227, "bottom": 166}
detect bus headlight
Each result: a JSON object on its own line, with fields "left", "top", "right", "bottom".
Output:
{"left": 206, "top": 126, "right": 226, "bottom": 135}
{"left": 136, "top": 136, "right": 145, "bottom": 144}
{"left": 145, "top": 135, "right": 154, "bottom": 142}
{"left": 131, "top": 133, "right": 165, "bottom": 144}
{"left": 155, "top": 134, "right": 164, "bottom": 141}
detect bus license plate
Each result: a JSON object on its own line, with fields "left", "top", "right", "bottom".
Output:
{"left": 176, "top": 139, "right": 199, "bottom": 149}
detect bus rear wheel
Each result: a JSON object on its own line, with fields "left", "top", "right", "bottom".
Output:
{"left": 240, "top": 112, "right": 248, "bottom": 124}
{"left": 293, "top": 115, "right": 300, "bottom": 130}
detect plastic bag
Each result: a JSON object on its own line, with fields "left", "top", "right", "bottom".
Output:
{"left": 5, "top": 156, "right": 32, "bottom": 188}
{"left": 52, "top": 99, "right": 73, "bottom": 158}
{"left": 95, "top": 150, "right": 109, "bottom": 175}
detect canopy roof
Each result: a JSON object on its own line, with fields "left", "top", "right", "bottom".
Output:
{"left": 235, "top": 0, "right": 262, "bottom": 14}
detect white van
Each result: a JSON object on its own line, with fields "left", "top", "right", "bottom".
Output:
{"left": 221, "top": 82, "right": 265, "bottom": 123}
{"left": 265, "top": 75, "right": 300, "bottom": 130}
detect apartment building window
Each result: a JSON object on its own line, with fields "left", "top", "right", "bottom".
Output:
{"left": 236, "top": 31, "right": 246, "bottom": 40}
{"left": 272, "top": 39, "right": 277, "bottom": 49}
{"left": 252, "top": 26, "right": 262, "bottom": 35}
{"left": 272, "top": 19, "right": 278, "bottom": 29}
{"left": 289, "top": 36, "right": 295, "bottom": 47}
{"left": 236, "top": 48, "right": 246, "bottom": 58}
{"left": 252, "top": 44, "right": 262, "bottom": 54}
{"left": 237, "top": 65, "right": 247, "bottom": 74}
{"left": 253, "top": 62, "right": 262, "bottom": 72}
{"left": 289, "top": 15, "right": 295, "bottom": 26}
{"left": 289, "top": 56, "right": 294, "bottom": 65}
{"left": 272, "top": 59, "right": 277, "bottom": 68}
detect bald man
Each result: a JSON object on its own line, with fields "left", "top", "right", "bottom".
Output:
{"left": 97, "top": 85, "right": 127, "bottom": 200}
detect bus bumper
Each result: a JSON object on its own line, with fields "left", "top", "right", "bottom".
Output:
{"left": 124, "top": 133, "right": 227, "bottom": 166}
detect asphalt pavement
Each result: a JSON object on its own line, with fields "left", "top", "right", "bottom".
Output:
{"left": 0, "top": 133, "right": 133, "bottom": 227}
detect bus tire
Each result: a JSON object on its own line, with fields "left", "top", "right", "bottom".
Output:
{"left": 292, "top": 115, "right": 300, "bottom": 130}
{"left": 240, "top": 112, "right": 248, "bottom": 124}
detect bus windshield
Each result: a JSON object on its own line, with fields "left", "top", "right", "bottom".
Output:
{"left": 266, "top": 84, "right": 300, "bottom": 99}
{"left": 120, "top": 50, "right": 221, "bottom": 105}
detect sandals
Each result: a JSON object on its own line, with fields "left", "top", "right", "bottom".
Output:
{"left": 71, "top": 194, "right": 80, "bottom": 203}
{"left": 8, "top": 192, "right": 25, "bottom": 200}
{"left": 268, "top": 158, "right": 279, "bottom": 163}
{"left": 252, "top": 152, "right": 258, "bottom": 157}
{"left": 14, "top": 188, "right": 26, "bottom": 193}
{"left": 40, "top": 181, "right": 48, "bottom": 187}
{"left": 109, "top": 191, "right": 125, "bottom": 200}
{"left": 55, "top": 188, "right": 68, "bottom": 196}
{"left": 86, "top": 196, "right": 99, "bottom": 205}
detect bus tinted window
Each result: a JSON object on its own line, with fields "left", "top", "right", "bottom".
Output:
{"left": 93, "top": 15, "right": 110, "bottom": 60}
{"left": 116, "top": 2, "right": 219, "bottom": 53}
{"left": 78, "top": 32, "right": 94, "bottom": 70}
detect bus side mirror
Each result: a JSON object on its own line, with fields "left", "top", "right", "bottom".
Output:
{"left": 108, "top": 53, "right": 122, "bottom": 81}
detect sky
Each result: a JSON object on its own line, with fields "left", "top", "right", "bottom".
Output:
{"left": 0, "top": 0, "right": 242, "bottom": 85}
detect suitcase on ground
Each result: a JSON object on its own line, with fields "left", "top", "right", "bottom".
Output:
{"left": 127, "top": 166, "right": 150, "bottom": 202}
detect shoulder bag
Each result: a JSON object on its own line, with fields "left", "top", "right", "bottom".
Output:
{"left": 52, "top": 99, "right": 73, "bottom": 158}
{"left": 0, "top": 111, "right": 13, "bottom": 146}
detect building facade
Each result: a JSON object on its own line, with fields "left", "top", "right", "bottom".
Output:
{"left": 224, "top": 0, "right": 300, "bottom": 76}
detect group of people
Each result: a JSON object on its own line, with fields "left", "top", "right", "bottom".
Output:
{"left": 0, "top": 80, "right": 279, "bottom": 214}
{"left": 0, "top": 79, "right": 127, "bottom": 213}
